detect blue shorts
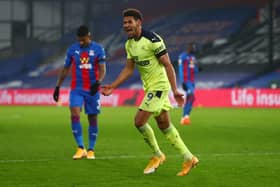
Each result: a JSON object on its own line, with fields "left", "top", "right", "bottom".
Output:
{"left": 183, "top": 82, "right": 195, "bottom": 95}
{"left": 69, "top": 89, "right": 100, "bottom": 115}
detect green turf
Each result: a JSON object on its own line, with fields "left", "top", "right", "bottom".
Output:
{"left": 0, "top": 106, "right": 279, "bottom": 187}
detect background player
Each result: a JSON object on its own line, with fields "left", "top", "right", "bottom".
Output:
{"left": 102, "top": 8, "right": 198, "bottom": 176}
{"left": 53, "top": 25, "right": 106, "bottom": 160}
{"left": 178, "top": 43, "right": 199, "bottom": 125}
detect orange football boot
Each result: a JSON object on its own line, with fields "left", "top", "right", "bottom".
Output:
{"left": 86, "top": 150, "right": 95, "bottom": 159}
{"left": 144, "top": 154, "right": 166, "bottom": 174}
{"left": 72, "top": 147, "right": 87, "bottom": 160}
{"left": 180, "top": 116, "right": 191, "bottom": 125}
{"left": 177, "top": 156, "right": 199, "bottom": 176}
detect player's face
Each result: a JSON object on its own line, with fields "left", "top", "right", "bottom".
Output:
{"left": 188, "top": 44, "right": 195, "bottom": 54}
{"left": 78, "top": 34, "right": 91, "bottom": 47}
{"left": 123, "top": 16, "right": 141, "bottom": 39}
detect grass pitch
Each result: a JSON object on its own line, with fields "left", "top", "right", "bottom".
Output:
{"left": 0, "top": 106, "right": 279, "bottom": 187}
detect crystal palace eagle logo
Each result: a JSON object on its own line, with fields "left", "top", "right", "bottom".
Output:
{"left": 80, "top": 51, "right": 89, "bottom": 64}
{"left": 79, "top": 51, "right": 92, "bottom": 69}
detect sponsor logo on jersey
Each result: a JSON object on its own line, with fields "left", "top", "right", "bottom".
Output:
{"left": 79, "top": 51, "right": 92, "bottom": 69}
{"left": 79, "top": 64, "right": 92, "bottom": 69}
{"left": 136, "top": 60, "right": 150, "bottom": 66}
{"left": 132, "top": 56, "right": 150, "bottom": 66}
{"left": 189, "top": 58, "right": 195, "bottom": 68}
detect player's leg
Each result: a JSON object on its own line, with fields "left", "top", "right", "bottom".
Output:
{"left": 156, "top": 110, "right": 193, "bottom": 160}
{"left": 69, "top": 90, "right": 86, "bottom": 159}
{"left": 135, "top": 109, "right": 162, "bottom": 156}
{"left": 84, "top": 92, "right": 100, "bottom": 159}
{"left": 136, "top": 110, "right": 165, "bottom": 174}
{"left": 184, "top": 92, "right": 195, "bottom": 116}
{"left": 181, "top": 83, "right": 195, "bottom": 125}
{"left": 137, "top": 91, "right": 165, "bottom": 174}
{"left": 155, "top": 97, "right": 198, "bottom": 176}
{"left": 86, "top": 114, "right": 97, "bottom": 159}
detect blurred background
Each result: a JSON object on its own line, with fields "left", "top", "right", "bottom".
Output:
{"left": 0, "top": 0, "right": 279, "bottom": 90}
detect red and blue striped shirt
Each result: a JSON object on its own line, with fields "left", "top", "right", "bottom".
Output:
{"left": 64, "top": 41, "right": 106, "bottom": 91}
{"left": 178, "top": 52, "right": 198, "bottom": 84}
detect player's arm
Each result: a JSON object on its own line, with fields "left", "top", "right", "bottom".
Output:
{"left": 111, "top": 59, "right": 134, "bottom": 88}
{"left": 56, "top": 67, "right": 70, "bottom": 87}
{"left": 150, "top": 33, "right": 184, "bottom": 106}
{"left": 90, "top": 46, "right": 107, "bottom": 95}
{"left": 178, "top": 56, "right": 187, "bottom": 90}
{"left": 53, "top": 48, "right": 72, "bottom": 102}
{"left": 98, "top": 63, "right": 106, "bottom": 82}
{"left": 159, "top": 53, "right": 178, "bottom": 93}
{"left": 178, "top": 56, "right": 184, "bottom": 83}
{"left": 151, "top": 35, "right": 178, "bottom": 92}
{"left": 97, "top": 47, "right": 107, "bottom": 82}
{"left": 158, "top": 53, "right": 184, "bottom": 106}
{"left": 57, "top": 47, "right": 72, "bottom": 87}
{"left": 101, "top": 59, "right": 135, "bottom": 96}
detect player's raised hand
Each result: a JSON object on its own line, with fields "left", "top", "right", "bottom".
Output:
{"left": 101, "top": 85, "right": 114, "bottom": 96}
{"left": 53, "top": 86, "right": 60, "bottom": 102}
{"left": 173, "top": 90, "right": 185, "bottom": 107}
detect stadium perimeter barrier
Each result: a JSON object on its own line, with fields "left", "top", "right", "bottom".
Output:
{"left": 0, "top": 88, "right": 279, "bottom": 108}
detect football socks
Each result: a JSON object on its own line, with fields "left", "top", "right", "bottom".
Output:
{"left": 184, "top": 94, "right": 195, "bottom": 116}
{"left": 162, "top": 124, "right": 193, "bottom": 161}
{"left": 71, "top": 115, "right": 84, "bottom": 148}
{"left": 137, "top": 123, "right": 162, "bottom": 157}
{"left": 88, "top": 118, "right": 98, "bottom": 151}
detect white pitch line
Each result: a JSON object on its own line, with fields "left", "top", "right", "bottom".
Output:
{"left": 0, "top": 158, "right": 51, "bottom": 163}
{"left": 204, "top": 152, "right": 280, "bottom": 157}
{"left": 1, "top": 152, "right": 280, "bottom": 164}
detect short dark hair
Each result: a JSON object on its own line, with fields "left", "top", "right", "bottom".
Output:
{"left": 122, "top": 8, "right": 143, "bottom": 21}
{"left": 77, "top": 25, "right": 90, "bottom": 37}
